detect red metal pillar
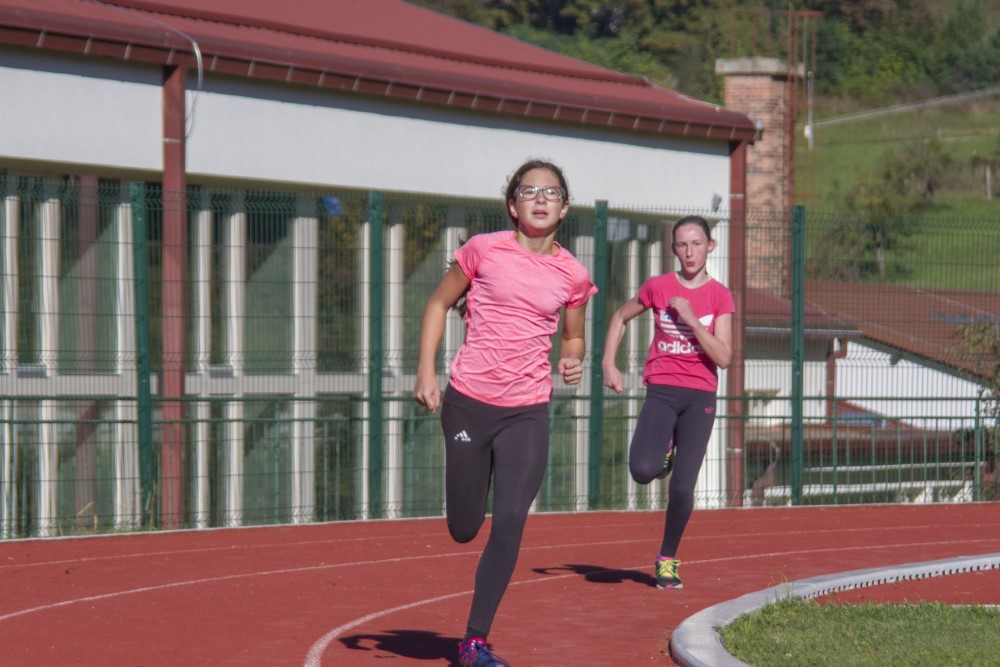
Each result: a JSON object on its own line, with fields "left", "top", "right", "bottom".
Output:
{"left": 75, "top": 175, "right": 100, "bottom": 526}
{"left": 161, "top": 65, "right": 187, "bottom": 528}
{"left": 726, "top": 140, "right": 748, "bottom": 508}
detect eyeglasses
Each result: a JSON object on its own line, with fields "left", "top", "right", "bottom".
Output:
{"left": 514, "top": 184, "right": 567, "bottom": 202}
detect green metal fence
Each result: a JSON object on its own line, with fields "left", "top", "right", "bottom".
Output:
{"left": 1, "top": 176, "right": 997, "bottom": 538}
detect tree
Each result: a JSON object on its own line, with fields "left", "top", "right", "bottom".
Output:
{"left": 959, "top": 322, "right": 1000, "bottom": 418}
{"left": 408, "top": 0, "right": 741, "bottom": 101}
{"left": 957, "top": 320, "right": 1000, "bottom": 500}
{"left": 929, "top": 0, "right": 1000, "bottom": 92}
{"left": 813, "top": 139, "right": 953, "bottom": 280}
{"left": 409, "top": 0, "right": 1000, "bottom": 104}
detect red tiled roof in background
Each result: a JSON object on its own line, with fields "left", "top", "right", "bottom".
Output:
{"left": 806, "top": 280, "right": 999, "bottom": 379}
{"left": 743, "top": 280, "right": 998, "bottom": 379}
{"left": 0, "top": 0, "right": 757, "bottom": 142}
{"left": 745, "top": 287, "right": 855, "bottom": 335}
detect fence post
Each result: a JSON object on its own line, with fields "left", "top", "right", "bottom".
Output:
{"left": 589, "top": 201, "right": 608, "bottom": 509}
{"left": 791, "top": 205, "right": 805, "bottom": 505}
{"left": 974, "top": 389, "right": 984, "bottom": 502}
{"left": 130, "top": 183, "right": 154, "bottom": 526}
{"left": 367, "top": 191, "right": 384, "bottom": 518}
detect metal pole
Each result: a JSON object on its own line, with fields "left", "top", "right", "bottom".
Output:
{"left": 589, "top": 201, "right": 608, "bottom": 509}
{"left": 367, "top": 191, "right": 384, "bottom": 517}
{"left": 130, "top": 182, "right": 154, "bottom": 526}
{"left": 726, "top": 140, "right": 749, "bottom": 507}
{"left": 791, "top": 205, "right": 805, "bottom": 504}
{"left": 973, "top": 388, "right": 984, "bottom": 502}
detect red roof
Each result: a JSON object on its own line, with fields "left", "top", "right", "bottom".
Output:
{"left": 0, "top": 0, "right": 756, "bottom": 142}
{"left": 745, "top": 287, "right": 856, "bottom": 335}
{"left": 805, "top": 280, "right": 999, "bottom": 379}
{"left": 742, "top": 280, "right": 999, "bottom": 380}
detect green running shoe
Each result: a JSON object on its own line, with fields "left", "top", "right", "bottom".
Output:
{"left": 655, "top": 558, "right": 683, "bottom": 589}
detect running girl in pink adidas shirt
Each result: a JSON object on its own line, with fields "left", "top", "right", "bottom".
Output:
{"left": 413, "top": 159, "right": 597, "bottom": 667}
{"left": 602, "top": 215, "right": 733, "bottom": 591}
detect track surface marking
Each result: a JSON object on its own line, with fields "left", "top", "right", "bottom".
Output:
{"left": 0, "top": 504, "right": 997, "bottom": 665}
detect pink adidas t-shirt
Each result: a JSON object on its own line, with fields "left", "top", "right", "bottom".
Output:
{"left": 450, "top": 230, "right": 597, "bottom": 407}
{"left": 637, "top": 272, "right": 734, "bottom": 392}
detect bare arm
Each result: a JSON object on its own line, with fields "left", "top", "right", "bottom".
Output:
{"left": 601, "top": 296, "right": 648, "bottom": 394}
{"left": 556, "top": 302, "right": 588, "bottom": 385}
{"left": 412, "top": 264, "right": 471, "bottom": 412}
{"left": 670, "top": 298, "right": 733, "bottom": 369}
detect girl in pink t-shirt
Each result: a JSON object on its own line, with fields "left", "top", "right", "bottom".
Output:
{"left": 413, "top": 159, "right": 596, "bottom": 667}
{"left": 602, "top": 216, "right": 734, "bottom": 591}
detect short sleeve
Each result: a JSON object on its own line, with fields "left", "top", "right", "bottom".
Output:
{"left": 453, "top": 233, "right": 491, "bottom": 280}
{"left": 566, "top": 265, "right": 598, "bottom": 309}
{"left": 636, "top": 277, "right": 654, "bottom": 309}
{"left": 717, "top": 284, "right": 736, "bottom": 316}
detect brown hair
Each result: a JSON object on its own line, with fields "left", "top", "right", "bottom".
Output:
{"left": 504, "top": 159, "right": 570, "bottom": 228}
{"left": 672, "top": 215, "right": 713, "bottom": 242}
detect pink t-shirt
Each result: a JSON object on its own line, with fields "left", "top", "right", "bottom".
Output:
{"left": 637, "top": 272, "right": 734, "bottom": 392}
{"left": 450, "top": 230, "right": 597, "bottom": 407}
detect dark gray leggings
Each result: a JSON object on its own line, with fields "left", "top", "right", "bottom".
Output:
{"left": 629, "top": 384, "right": 717, "bottom": 557}
{"left": 441, "top": 384, "right": 550, "bottom": 639}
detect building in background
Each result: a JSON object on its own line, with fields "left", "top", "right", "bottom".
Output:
{"left": 0, "top": 0, "right": 758, "bottom": 535}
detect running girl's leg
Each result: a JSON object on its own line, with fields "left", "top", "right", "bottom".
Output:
{"left": 441, "top": 385, "right": 495, "bottom": 543}
{"left": 660, "top": 389, "right": 716, "bottom": 556}
{"left": 628, "top": 385, "right": 680, "bottom": 484}
{"left": 465, "top": 404, "right": 549, "bottom": 639}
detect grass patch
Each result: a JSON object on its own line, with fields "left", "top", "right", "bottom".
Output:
{"left": 800, "top": 98, "right": 1000, "bottom": 208}
{"left": 796, "top": 98, "right": 1000, "bottom": 292}
{"left": 720, "top": 597, "right": 1000, "bottom": 667}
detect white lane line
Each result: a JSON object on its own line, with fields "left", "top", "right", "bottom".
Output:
{"left": 0, "top": 533, "right": 443, "bottom": 571}
{"left": 301, "top": 537, "right": 1000, "bottom": 665}
{"left": 0, "top": 518, "right": 979, "bottom": 570}
{"left": 0, "top": 550, "right": 475, "bottom": 622}
{"left": 5, "top": 529, "right": 997, "bottom": 629}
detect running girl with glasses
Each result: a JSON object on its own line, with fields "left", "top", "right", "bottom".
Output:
{"left": 413, "top": 159, "right": 597, "bottom": 667}
{"left": 601, "top": 215, "right": 733, "bottom": 590}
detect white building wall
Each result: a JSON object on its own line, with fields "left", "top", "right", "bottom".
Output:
{"left": 744, "top": 357, "right": 832, "bottom": 422}
{"left": 0, "top": 50, "right": 161, "bottom": 170}
{"left": 742, "top": 341, "right": 986, "bottom": 430}
{"left": 0, "top": 45, "right": 740, "bottom": 526}
{"left": 188, "top": 80, "right": 728, "bottom": 208}
{"left": 836, "top": 341, "right": 984, "bottom": 429}
{"left": 1, "top": 49, "right": 731, "bottom": 210}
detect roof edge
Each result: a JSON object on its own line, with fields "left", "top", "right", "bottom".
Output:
{"left": 91, "top": 0, "right": 654, "bottom": 85}
{"left": 0, "top": 21, "right": 758, "bottom": 143}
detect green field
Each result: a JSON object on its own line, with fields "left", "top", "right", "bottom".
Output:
{"left": 720, "top": 597, "right": 1000, "bottom": 667}
{"left": 798, "top": 96, "right": 1000, "bottom": 292}
{"left": 799, "top": 96, "right": 1000, "bottom": 210}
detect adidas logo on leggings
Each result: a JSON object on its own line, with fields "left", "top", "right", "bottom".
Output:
{"left": 453, "top": 430, "right": 471, "bottom": 442}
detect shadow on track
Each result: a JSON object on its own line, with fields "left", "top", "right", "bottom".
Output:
{"left": 533, "top": 563, "right": 656, "bottom": 587}
{"left": 339, "top": 629, "right": 462, "bottom": 664}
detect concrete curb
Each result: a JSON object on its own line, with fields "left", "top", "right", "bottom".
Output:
{"left": 669, "top": 553, "right": 1000, "bottom": 667}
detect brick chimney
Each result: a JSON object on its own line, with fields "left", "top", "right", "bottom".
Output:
{"left": 716, "top": 56, "right": 803, "bottom": 294}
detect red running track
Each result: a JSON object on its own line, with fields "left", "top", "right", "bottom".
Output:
{"left": 1, "top": 503, "right": 998, "bottom": 666}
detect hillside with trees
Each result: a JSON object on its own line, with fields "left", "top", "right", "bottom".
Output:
{"left": 409, "top": 0, "right": 1000, "bottom": 106}
{"left": 410, "top": 1, "right": 1000, "bottom": 216}
{"left": 410, "top": 0, "right": 1000, "bottom": 394}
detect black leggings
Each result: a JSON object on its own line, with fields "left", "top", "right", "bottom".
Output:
{"left": 629, "top": 384, "right": 716, "bottom": 557}
{"left": 441, "top": 384, "right": 549, "bottom": 639}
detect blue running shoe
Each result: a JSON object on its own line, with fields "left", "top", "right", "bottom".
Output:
{"left": 459, "top": 637, "right": 511, "bottom": 667}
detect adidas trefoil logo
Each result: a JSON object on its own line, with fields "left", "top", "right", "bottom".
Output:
{"left": 453, "top": 430, "right": 471, "bottom": 443}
